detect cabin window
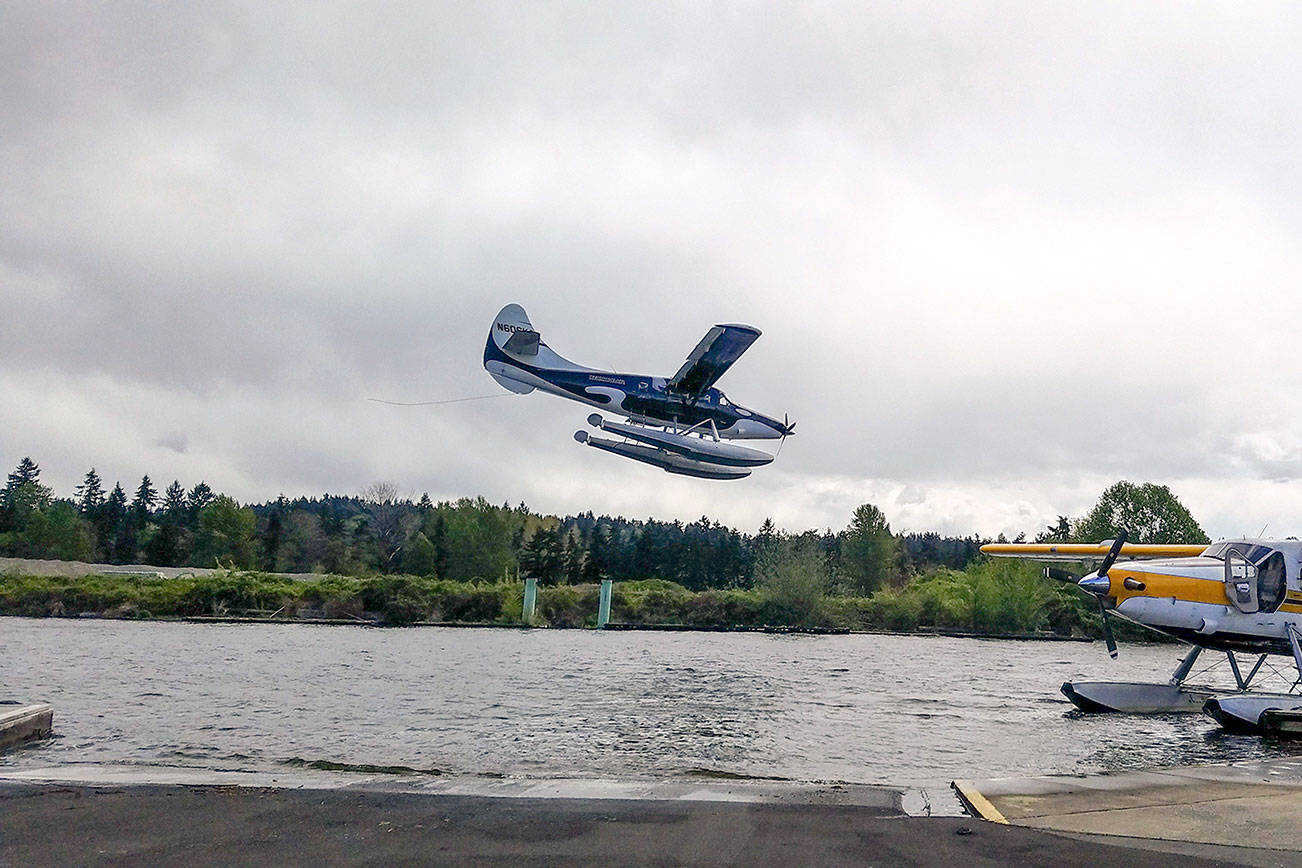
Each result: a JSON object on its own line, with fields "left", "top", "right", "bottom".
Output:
{"left": 1223, "top": 546, "right": 1286, "bottom": 614}
{"left": 1258, "top": 551, "right": 1286, "bottom": 613}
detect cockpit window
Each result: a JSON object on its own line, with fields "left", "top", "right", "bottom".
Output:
{"left": 1203, "top": 542, "right": 1275, "bottom": 563}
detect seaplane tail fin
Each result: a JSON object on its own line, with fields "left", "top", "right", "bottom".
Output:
{"left": 484, "top": 304, "right": 595, "bottom": 394}
{"left": 489, "top": 304, "right": 539, "bottom": 356}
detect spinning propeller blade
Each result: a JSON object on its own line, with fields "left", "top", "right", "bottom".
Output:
{"left": 1095, "top": 532, "right": 1126, "bottom": 660}
{"left": 1098, "top": 533, "right": 1127, "bottom": 578}
{"left": 1098, "top": 597, "right": 1119, "bottom": 659}
{"left": 1044, "top": 567, "right": 1079, "bottom": 583}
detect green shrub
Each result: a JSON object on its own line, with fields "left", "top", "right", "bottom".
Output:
{"left": 754, "top": 538, "right": 830, "bottom": 627}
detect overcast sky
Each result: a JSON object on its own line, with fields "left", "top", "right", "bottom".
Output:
{"left": 5, "top": 2, "right": 1302, "bottom": 539}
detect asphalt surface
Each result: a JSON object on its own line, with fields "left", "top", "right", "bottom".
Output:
{"left": 0, "top": 783, "right": 1257, "bottom": 867}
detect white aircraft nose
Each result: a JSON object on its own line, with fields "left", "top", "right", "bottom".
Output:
{"left": 726, "top": 419, "right": 782, "bottom": 440}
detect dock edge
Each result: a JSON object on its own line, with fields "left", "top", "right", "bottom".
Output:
{"left": 950, "top": 779, "right": 1007, "bottom": 824}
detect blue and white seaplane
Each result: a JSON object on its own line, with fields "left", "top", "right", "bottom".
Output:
{"left": 483, "top": 304, "right": 794, "bottom": 480}
{"left": 984, "top": 534, "right": 1302, "bottom": 735}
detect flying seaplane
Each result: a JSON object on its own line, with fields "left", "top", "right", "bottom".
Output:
{"left": 483, "top": 304, "right": 794, "bottom": 480}
{"left": 983, "top": 535, "right": 1302, "bottom": 735}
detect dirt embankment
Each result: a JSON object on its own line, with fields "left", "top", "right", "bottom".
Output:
{"left": 0, "top": 557, "right": 330, "bottom": 583}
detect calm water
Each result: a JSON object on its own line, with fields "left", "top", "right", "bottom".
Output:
{"left": 3, "top": 619, "right": 1300, "bottom": 788}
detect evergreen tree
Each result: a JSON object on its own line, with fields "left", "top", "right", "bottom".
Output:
{"left": 4, "top": 457, "right": 41, "bottom": 492}
{"left": 562, "top": 530, "right": 585, "bottom": 584}
{"left": 1, "top": 457, "right": 53, "bottom": 534}
{"left": 520, "top": 524, "right": 564, "bottom": 584}
{"left": 581, "top": 526, "right": 609, "bottom": 583}
{"left": 1036, "top": 516, "right": 1072, "bottom": 543}
{"left": 105, "top": 483, "right": 135, "bottom": 563}
{"left": 417, "top": 492, "right": 433, "bottom": 511}
{"left": 185, "top": 482, "right": 214, "bottom": 525}
{"left": 260, "top": 503, "right": 285, "bottom": 570}
{"left": 74, "top": 468, "right": 106, "bottom": 514}
{"left": 131, "top": 475, "right": 158, "bottom": 524}
{"left": 144, "top": 480, "right": 191, "bottom": 566}
{"left": 162, "top": 481, "right": 187, "bottom": 520}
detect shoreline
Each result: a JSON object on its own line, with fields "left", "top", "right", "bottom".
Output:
{"left": 0, "top": 610, "right": 1096, "bottom": 641}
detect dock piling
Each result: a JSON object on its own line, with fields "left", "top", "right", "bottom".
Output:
{"left": 597, "top": 579, "right": 612, "bottom": 629}
{"left": 522, "top": 577, "right": 537, "bottom": 625}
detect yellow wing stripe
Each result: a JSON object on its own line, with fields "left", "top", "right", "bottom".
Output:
{"left": 981, "top": 543, "right": 1208, "bottom": 559}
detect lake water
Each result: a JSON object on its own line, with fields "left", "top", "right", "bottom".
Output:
{"left": 3, "top": 619, "right": 1300, "bottom": 790}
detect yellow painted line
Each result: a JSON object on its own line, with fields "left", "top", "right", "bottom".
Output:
{"left": 1111, "top": 570, "right": 1228, "bottom": 606}
{"left": 951, "top": 780, "right": 1008, "bottom": 824}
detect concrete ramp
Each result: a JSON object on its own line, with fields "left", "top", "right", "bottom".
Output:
{"left": 955, "top": 758, "right": 1302, "bottom": 860}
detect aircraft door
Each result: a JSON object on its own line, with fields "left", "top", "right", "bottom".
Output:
{"left": 1257, "top": 551, "right": 1287, "bottom": 613}
{"left": 1224, "top": 547, "right": 1259, "bottom": 613}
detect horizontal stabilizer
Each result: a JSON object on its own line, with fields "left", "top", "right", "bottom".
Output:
{"left": 503, "top": 328, "right": 540, "bottom": 357}
{"left": 488, "top": 371, "right": 534, "bottom": 394}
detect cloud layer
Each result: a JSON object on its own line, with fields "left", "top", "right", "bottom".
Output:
{"left": 5, "top": 2, "right": 1302, "bottom": 538}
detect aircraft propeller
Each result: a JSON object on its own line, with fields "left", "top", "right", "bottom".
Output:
{"left": 1088, "top": 532, "right": 1127, "bottom": 659}
{"left": 1042, "top": 533, "right": 1126, "bottom": 659}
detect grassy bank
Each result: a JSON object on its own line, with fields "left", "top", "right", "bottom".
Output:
{"left": 0, "top": 561, "right": 1134, "bottom": 639}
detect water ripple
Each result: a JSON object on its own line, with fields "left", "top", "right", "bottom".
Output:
{"left": 1, "top": 619, "right": 1299, "bottom": 787}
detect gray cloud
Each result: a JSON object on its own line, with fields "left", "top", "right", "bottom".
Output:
{"left": 5, "top": 2, "right": 1302, "bottom": 539}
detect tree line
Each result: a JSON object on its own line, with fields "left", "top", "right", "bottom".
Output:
{"left": 0, "top": 457, "right": 988, "bottom": 592}
{"left": 0, "top": 455, "right": 1209, "bottom": 595}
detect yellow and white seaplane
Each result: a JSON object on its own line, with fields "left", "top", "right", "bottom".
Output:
{"left": 982, "top": 534, "right": 1302, "bottom": 735}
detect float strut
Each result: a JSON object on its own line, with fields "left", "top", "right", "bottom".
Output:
{"left": 1243, "top": 654, "right": 1268, "bottom": 690}
{"left": 1288, "top": 624, "right": 1302, "bottom": 689}
{"left": 1170, "top": 645, "right": 1202, "bottom": 685}
{"left": 1227, "top": 652, "right": 1247, "bottom": 691}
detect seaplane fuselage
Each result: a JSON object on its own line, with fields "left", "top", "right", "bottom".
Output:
{"left": 485, "top": 344, "right": 789, "bottom": 440}
{"left": 983, "top": 537, "right": 1302, "bottom": 730}
{"left": 483, "top": 304, "right": 793, "bottom": 481}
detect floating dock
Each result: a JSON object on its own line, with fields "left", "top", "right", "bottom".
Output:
{"left": 0, "top": 703, "right": 52, "bottom": 751}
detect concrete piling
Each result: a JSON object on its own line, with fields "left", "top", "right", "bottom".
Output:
{"left": 522, "top": 577, "right": 537, "bottom": 625}
{"left": 597, "top": 580, "right": 612, "bottom": 629}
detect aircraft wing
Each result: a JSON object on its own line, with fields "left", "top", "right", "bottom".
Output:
{"left": 667, "top": 323, "right": 761, "bottom": 397}
{"left": 982, "top": 542, "right": 1209, "bottom": 561}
